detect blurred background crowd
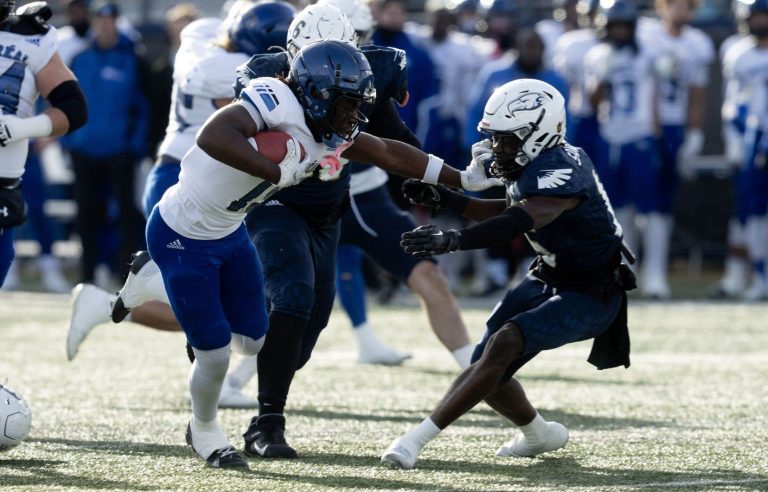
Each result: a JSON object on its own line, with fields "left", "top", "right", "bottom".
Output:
{"left": 1, "top": 0, "right": 761, "bottom": 301}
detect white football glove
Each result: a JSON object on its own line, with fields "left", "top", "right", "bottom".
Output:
{"left": 0, "top": 114, "right": 52, "bottom": 147}
{"left": 676, "top": 129, "right": 704, "bottom": 180}
{"left": 276, "top": 138, "right": 314, "bottom": 188}
{"left": 460, "top": 139, "right": 503, "bottom": 191}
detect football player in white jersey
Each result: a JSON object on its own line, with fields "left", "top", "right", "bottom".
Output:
{"left": 584, "top": 0, "right": 658, "bottom": 288}
{"left": 0, "top": 1, "right": 87, "bottom": 286}
{"left": 553, "top": 0, "right": 600, "bottom": 158}
{"left": 722, "top": 0, "right": 768, "bottom": 300}
{"left": 536, "top": 0, "right": 581, "bottom": 68}
{"left": 634, "top": 0, "right": 714, "bottom": 298}
{"left": 66, "top": 2, "right": 296, "bottom": 407}
{"left": 716, "top": 25, "right": 751, "bottom": 297}
{"left": 149, "top": 39, "right": 498, "bottom": 468}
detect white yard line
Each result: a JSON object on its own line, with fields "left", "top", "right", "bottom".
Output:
{"left": 631, "top": 477, "right": 768, "bottom": 488}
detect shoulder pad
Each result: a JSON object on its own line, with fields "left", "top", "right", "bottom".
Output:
{"left": 6, "top": 1, "right": 51, "bottom": 35}
{"left": 234, "top": 52, "right": 289, "bottom": 98}
{"left": 516, "top": 145, "right": 589, "bottom": 198}
{"left": 362, "top": 45, "right": 408, "bottom": 105}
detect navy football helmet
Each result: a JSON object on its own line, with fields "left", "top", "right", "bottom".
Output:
{"left": 0, "top": 0, "right": 15, "bottom": 23}
{"left": 289, "top": 40, "right": 376, "bottom": 143}
{"left": 735, "top": 0, "right": 768, "bottom": 37}
{"left": 595, "top": 0, "right": 638, "bottom": 47}
{"left": 229, "top": 1, "right": 296, "bottom": 55}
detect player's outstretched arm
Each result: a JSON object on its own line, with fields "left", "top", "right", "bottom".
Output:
{"left": 197, "top": 104, "right": 283, "bottom": 184}
{"left": 342, "top": 133, "right": 502, "bottom": 192}
{"left": 401, "top": 195, "right": 580, "bottom": 257}
{"left": 401, "top": 179, "right": 507, "bottom": 221}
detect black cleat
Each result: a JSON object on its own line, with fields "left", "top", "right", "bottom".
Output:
{"left": 110, "top": 251, "right": 153, "bottom": 323}
{"left": 243, "top": 414, "right": 298, "bottom": 459}
{"left": 186, "top": 423, "right": 249, "bottom": 469}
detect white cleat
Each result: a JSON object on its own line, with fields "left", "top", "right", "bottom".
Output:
{"left": 67, "top": 284, "right": 115, "bottom": 361}
{"left": 496, "top": 421, "right": 569, "bottom": 458}
{"left": 381, "top": 437, "right": 420, "bottom": 469}
{"left": 742, "top": 278, "right": 768, "bottom": 302}
{"left": 111, "top": 251, "right": 165, "bottom": 322}
{"left": 217, "top": 382, "right": 259, "bottom": 409}
{"left": 358, "top": 345, "right": 412, "bottom": 366}
{"left": 38, "top": 255, "right": 71, "bottom": 294}
{"left": 641, "top": 274, "right": 671, "bottom": 300}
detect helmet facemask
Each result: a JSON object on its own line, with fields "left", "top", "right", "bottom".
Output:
{"left": 483, "top": 108, "right": 545, "bottom": 181}
{"left": 0, "top": 0, "right": 15, "bottom": 24}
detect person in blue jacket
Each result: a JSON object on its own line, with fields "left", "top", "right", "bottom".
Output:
{"left": 60, "top": 2, "right": 148, "bottom": 283}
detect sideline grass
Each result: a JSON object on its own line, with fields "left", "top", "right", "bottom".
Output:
{"left": 1, "top": 292, "right": 767, "bottom": 490}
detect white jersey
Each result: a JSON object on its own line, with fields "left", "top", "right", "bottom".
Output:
{"left": 0, "top": 25, "right": 58, "bottom": 178}
{"left": 159, "top": 77, "right": 349, "bottom": 240}
{"left": 553, "top": 28, "right": 597, "bottom": 118}
{"left": 723, "top": 39, "right": 768, "bottom": 132}
{"left": 535, "top": 19, "right": 565, "bottom": 68}
{"left": 637, "top": 18, "right": 714, "bottom": 126}
{"left": 584, "top": 43, "right": 657, "bottom": 145}
{"left": 721, "top": 34, "right": 751, "bottom": 122}
{"left": 156, "top": 18, "right": 249, "bottom": 162}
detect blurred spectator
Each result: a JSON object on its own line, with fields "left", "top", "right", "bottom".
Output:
{"left": 60, "top": 2, "right": 149, "bottom": 284}
{"left": 453, "top": 0, "right": 479, "bottom": 35}
{"left": 57, "top": 0, "right": 92, "bottom": 66}
{"left": 481, "top": 0, "right": 520, "bottom": 58}
{"left": 464, "top": 28, "right": 569, "bottom": 295}
{"left": 372, "top": 0, "right": 440, "bottom": 149}
{"left": 146, "top": 4, "right": 200, "bottom": 159}
{"left": 536, "top": 0, "right": 581, "bottom": 67}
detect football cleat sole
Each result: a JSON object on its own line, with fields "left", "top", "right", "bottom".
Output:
{"left": 110, "top": 251, "right": 153, "bottom": 323}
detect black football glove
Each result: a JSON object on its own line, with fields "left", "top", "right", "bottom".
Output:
{"left": 401, "top": 224, "right": 461, "bottom": 257}
{"left": 401, "top": 179, "right": 469, "bottom": 213}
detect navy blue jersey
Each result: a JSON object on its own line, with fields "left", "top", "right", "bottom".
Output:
{"left": 507, "top": 144, "right": 623, "bottom": 273}
{"left": 233, "top": 46, "right": 415, "bottom": 208}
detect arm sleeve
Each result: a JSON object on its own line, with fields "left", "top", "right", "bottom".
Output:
{"left": 458, "top": 206, "right": 534, "bottom": 250}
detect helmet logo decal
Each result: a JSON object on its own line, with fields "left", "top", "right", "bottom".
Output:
{"left": 508, "top": 92, "right": 545, "bottom": 118}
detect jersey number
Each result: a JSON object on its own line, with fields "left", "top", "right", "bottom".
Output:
{"left": 610, "top": 80, "right": 636, "bottom": 117}
{"left": 0, "top": 62, "right": 25, "bottom": 115}
{"left": 227, "top": 181, "right": 278, "bottom": 212}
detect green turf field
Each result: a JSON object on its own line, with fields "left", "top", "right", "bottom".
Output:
{"left": 1, "top": 292, "right": 767, "bottom": 491}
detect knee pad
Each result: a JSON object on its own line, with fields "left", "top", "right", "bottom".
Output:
{"left": 191, "top": 344, "right": 231, "bottom": 379}
{"left": 231, "top": 333, "right": 265, "bottom": 356}
{"left": 269, "top": 281, "right": 315, "bottom": 320}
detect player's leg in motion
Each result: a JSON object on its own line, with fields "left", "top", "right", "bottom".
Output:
{"left": 242, "top": 205, "right": 318, "bottom": 459}
{"left": 381, "top": 277, "right": 623, "bottom": 469}
{"left": 146, "top": 209, "right": 257, "bottom": 468}
{"left": 742, "top": 129, "right": 768, "bottom": 300}
{"left": 344, "top": 187, "right": 473, "bottom": 368}
{"left": 337, "top": 245, "right": 411, "bottom": 365}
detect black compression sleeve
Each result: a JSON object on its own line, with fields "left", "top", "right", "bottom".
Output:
{"left": 47, "top": 80, "right": 88, "bottom": 133}
{"left": 458, "top": 206, "right": 534, "bottom": 250}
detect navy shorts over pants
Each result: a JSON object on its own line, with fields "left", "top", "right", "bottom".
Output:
{"left": 471, "top": 274, "right": 622, "bottom": 383}
{"left": 146, "top": 208, "right": 269, "bottom": 351}
{"left": 246, "top": 202, "right": 340, "bottom": 368}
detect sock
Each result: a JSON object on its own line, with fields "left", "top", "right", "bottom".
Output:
{"left": 451, "top": 343, "right": 474, "bottom": 370}
{"left": 404, "top": 417, "right": 441, "bottom": 448}
{"left": 189, "top": 344, "right": 230, "bottom": 424}
{"left": 257, "top": 312, "right": 307, "bottom": 416}
{"left": 227, "top": 355, "right": 259, "bottom": 390}
{"left": 641, "top": 213, "right": 672, "bottom": 284}
{"left": 354, "top": 322, "right": 381, "bottom": 351}
{"left": 519, "top": 413, "right": 549, "bottom": 445}
{"left": 336, "top": 246, "right": 368, "bottom": 327}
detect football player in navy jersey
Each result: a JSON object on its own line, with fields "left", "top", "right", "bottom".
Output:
{"left": 381, "top": 79, "right": 635, "bottom": 469}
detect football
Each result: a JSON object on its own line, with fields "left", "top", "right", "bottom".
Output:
{"left": 0, "top": 384, "right": 32, "bottom": 452}
{"left": 252, "top": 131, "right": 307, "bottom": 164}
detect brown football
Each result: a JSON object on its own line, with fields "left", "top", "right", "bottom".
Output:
{"left": 253, "top": 131, "right": 307, "bottom": 164}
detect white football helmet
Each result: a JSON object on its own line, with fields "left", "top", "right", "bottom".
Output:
{"left": 287, "top": 4, "right": 358, "bottom": 59}
{"left": 478, "top": 78, "right": 566, "bottom": 178}
{"left": 318, "top": 0, "right": 375, "bottom": 42}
